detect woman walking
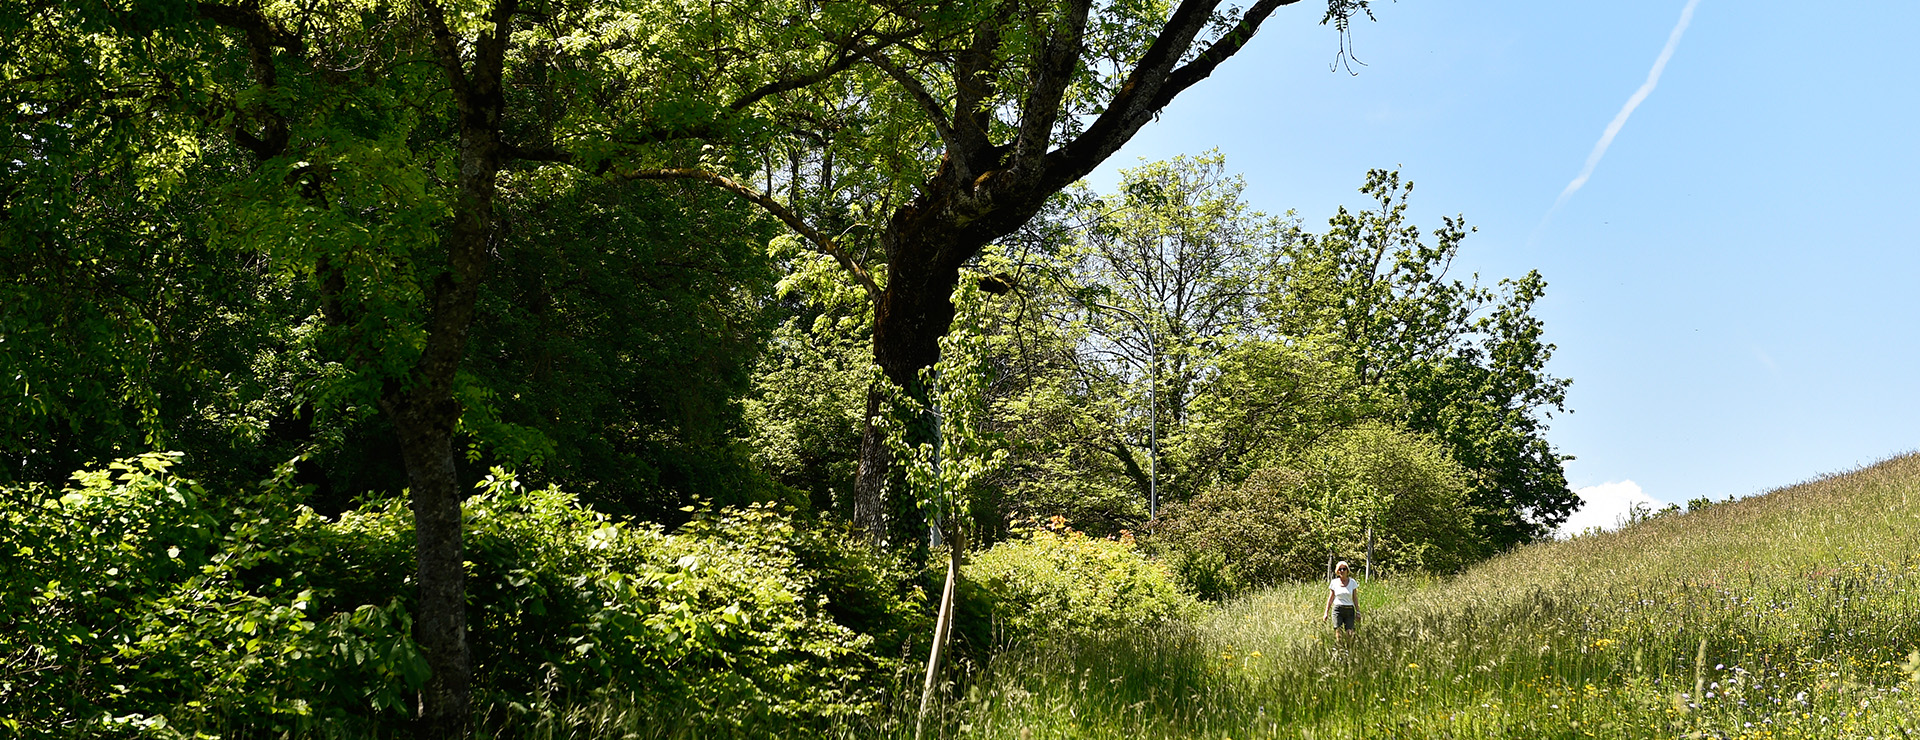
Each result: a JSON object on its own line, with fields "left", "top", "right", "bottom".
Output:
{"left": 1324, "top": 560, "right": 1358, "bottom": 645}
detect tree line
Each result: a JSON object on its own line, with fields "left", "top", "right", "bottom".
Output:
{"left": 0, "top": 0, "right": 1571, "bottom": 736}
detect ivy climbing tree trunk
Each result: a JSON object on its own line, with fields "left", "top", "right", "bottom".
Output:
{"left": 854, "top": 235, "right": 963, "bottom": 546}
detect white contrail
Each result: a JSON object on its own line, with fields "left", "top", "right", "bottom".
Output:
{"left": 1535, "top": 0, "right": 1701, "bottom": 240}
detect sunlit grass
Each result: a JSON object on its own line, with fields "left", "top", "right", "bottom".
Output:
{"left": 906, "top": 453, "right": 1920, "bottom": 739}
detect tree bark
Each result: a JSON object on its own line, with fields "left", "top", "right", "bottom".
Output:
{"left": 392, "top": 164, "right": 494, "bottom": 737}
{"left": 388, "top": 145, "right": 496, "bottom": 739}
{"left": 851, "top": 390, "right": 894, "bottom": 542}
{"left": 853, "top": 231, "right": 962, "bottom": 549}
{"left": 404, "top": 2, "right": 514, "bottom": 736}
{"left": 386, "top": 395, "right": 472, "bottom": 738}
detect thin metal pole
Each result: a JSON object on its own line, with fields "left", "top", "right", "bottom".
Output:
{"left": 1146, "top": 330, "right": 1157, "bottom": 521}
{"left": 1365, "top": 525, "right": 1373, "bottom": 581}
{"left": 1091, "top": 302, "right": 1158, "bottom": 522}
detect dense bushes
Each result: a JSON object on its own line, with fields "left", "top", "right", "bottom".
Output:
{"left": 964, "top": 519, "right": 1199, "bottom": 647}
{"left": 0, "top": 453, "right": 419, "bottom": 736}
{"left": 449, "top": 475, "right": 926, "bottom": 734}
{"left": 1154, "top": 423, "right": 1484, "bottom": 598}
{"left": 1296, "top": 423, "right": 1487, "bottom": 574}
{"left": 1153, "top": 467, "right": 1325, "bottom": 599}
{"left": 0, "top": 454, "right": 922, "bottom": 738}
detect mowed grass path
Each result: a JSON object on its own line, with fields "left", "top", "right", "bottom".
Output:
{"left": 925, "top": 454, "right": 1920, "bottom": 739}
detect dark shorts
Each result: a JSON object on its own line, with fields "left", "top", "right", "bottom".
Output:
{"left": 1333, "top": 605, "right": 1356, "bottom": 631}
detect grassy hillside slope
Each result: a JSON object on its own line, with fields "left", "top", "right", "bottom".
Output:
{"left": 927, "top": 453, "right": 1920, "bottom": 739}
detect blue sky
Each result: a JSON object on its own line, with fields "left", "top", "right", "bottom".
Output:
{"left": 1091, "top": 0, "right": 1920, "bottom": 533}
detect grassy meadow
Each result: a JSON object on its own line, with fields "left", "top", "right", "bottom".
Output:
{"left": 908, "top": 453, "right": 1920, "bottom": 739}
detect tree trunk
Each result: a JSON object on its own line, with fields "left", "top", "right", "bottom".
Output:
{"left": 392, "top": 197, "right": 493, "bottom": 738}
{"left": 852, "top": 390, "right": 892, "bottom": 540}
{"left": 386, "top": 396, "right": 471, "bottom": 738}
{"left": 403, "top": 7, "right": 511, "bottom": 735}
{"left": 852, "top": 234, "right": 961, "bottom": 550}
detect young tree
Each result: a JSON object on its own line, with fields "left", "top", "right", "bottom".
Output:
{"left": 951, "top": 153, "right": 1292, "bottom": 530}
{"left": 1297, "top": 421, "right": 1483, "bottom": 576}
{"left": 1063, "top": 152, "right": 1290, "bottom": 506}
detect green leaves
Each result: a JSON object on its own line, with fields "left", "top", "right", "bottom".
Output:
{"left": 0, "top": 453, "right": 414, "bottom": 735}
{"left": 0, "top": 457, "right": 923, "bottom": 735}
{"left": 743, "top": 307, "right": 871, "bottom": 516}
{"left": 954, "top": 162, "right": 1566, "bottom": 574}
{"left": 876, "top": 272, "right": 1011, "bottom": 543}
{"left": 1270, "top": 169, "right": 1575, "bottom": 547}
{"left": 967, "top": 520, "right": 1200, "bottom": 646}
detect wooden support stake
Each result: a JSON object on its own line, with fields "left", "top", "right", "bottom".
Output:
{"left": 915, "top": 526, "right": 964, "bottom": 740}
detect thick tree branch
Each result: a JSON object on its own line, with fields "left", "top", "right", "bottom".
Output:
{"left": 729, "top": 26, "right": 922, "bottom": 112}
{"left": 728, "top": 50, "right": 862, "bottom": 112}
{"left": 418, "top": 0, "right": 473, "bottom": 102}
{"left": 500, "top": 28, "right": 919, "bottom": 169}
{"left": 619, "top": 168, "right": 880, "bottom": 297}
{"left": 196, "top": 3, "right": 306, "bottom": 54}
{"left": 1109, "top": 438, "right": 1152, "bottom": 499}
{"left": 1042, "top": 0, "right": 1300, "bottom": 188}
{"left": 197, "top": 3, "right": 300, "bottom": 160}
{"left": 949, "top": 4, "right": 1014, "bottom": 174}
{"left": 1012, "top": 0, "right": 1094, "bottom": 164}
{"left": 1153, "top": 0, "right": 1296, "bottom": 110}
{"left": 478, "top": 0, "right": 520, "bottom": 87}
{"left": 1059, "top": 0, "right": 1223, "bottom": 149}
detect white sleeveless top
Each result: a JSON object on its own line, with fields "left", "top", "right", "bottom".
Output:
{"left": 1330, "top": 577, "right": 1357, "bottom": 607}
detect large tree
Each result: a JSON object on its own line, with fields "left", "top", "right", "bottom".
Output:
{"left": 4, "top": 0, "right": 908, "bottom": 734}
{"left": 676, "top": 0, "right": 1374, "bottom": 548}
{"left": 1061, "top": 152, "right": 1290, "bottom": 506}
{"left": 1266, "top": 170, "right": 1575, "bottom": 546}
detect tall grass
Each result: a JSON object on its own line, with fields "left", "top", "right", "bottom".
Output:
{"left": 907, "top": 453, "right": 1920, "bottom": 739}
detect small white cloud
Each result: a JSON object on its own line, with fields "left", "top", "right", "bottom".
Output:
{"left": 1558, "top": 480, "right": 1668, "bottom": 537}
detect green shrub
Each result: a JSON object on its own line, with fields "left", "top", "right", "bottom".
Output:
{"left": 1294, "top": 422, "right": 1487, "bottom": 574}
{"left": 0, "top": 452, "right": 425, "bottom": 738}
{"left": 964, "top": 519, "right": 1199, "bottom": 647}
{"left": 1153, "top": 467, "right": 1324, "bottom": 598}
{"left": 0, "top": 454, "right": 922, "bottom": 738}
{"left": 454, "top": 477, "right": 925, "bottom": 734}
{"left": 1155, "top": 423, "right": 1487, "bottom": 599}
